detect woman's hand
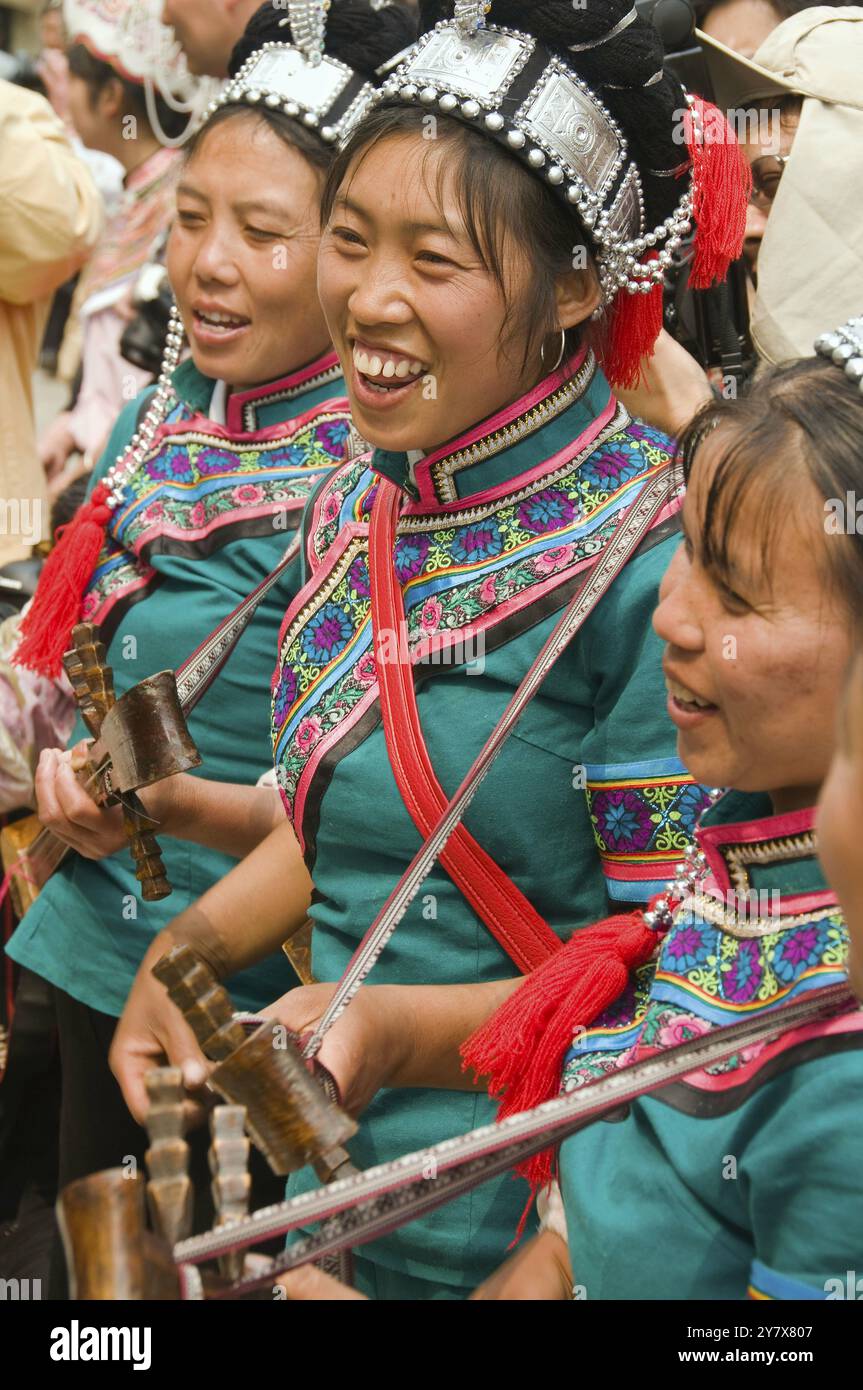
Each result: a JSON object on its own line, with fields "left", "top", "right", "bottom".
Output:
{"left": 39, "top": 411, "right": 78, "bottom": 481}
{"left": 109, "top": 931, "right": 212, "bottom": 1127}
{"left": 35, "top": 742, "right": 127, "bottom": 858}
{"left": 261, "top": 982, "right": 415, "bottom": 1118}
{"left": 469, "top": 1229, "right": 573, "bottom": 1301}
{"left": 617, "top": 329, "right": 713, "bottom": 438}
{"left": 276, "top": 1267, "right": 367, "bottom": 1300}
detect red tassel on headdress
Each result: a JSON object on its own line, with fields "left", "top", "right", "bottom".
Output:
{"left": 461, "top": 904, "right": 663, "bottom": 1205}
{"left": 601, "top": 253, "right": 664, "bottom": 390}
{"left": 13, "top": 480, "right": 113, "bottom": 678}
{"left": 684, "top": 95, "right": 751, "bottom": 289}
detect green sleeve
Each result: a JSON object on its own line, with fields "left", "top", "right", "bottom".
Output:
{"left": 743, "top": 1048, "right": 863, "bottom": 1299}
{"left": 576, "top": 532, "right": 709, "bottom": 906}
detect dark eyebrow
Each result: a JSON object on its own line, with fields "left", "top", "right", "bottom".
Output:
{"left": 176, "top": 186, "right": 290, "bottom": 220}
{"left": 331, "top": 192, "right": 460, "bottom": 240}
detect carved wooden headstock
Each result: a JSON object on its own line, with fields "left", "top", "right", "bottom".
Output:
{"left": 152, "top": 945, "right": 358, "bottom": 1183}
{"left": 61, "top": 622, "right": 201, "bottom": 901}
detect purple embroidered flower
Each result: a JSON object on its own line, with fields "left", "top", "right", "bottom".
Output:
{"left": 773, "top": 924, "right": 827, "bottom": 985}
{"left": 581, "top": 447, "right": 643, "bottom": 492}
{"left": 452, "top": 519, "right": 502, "bottom": 565}
{"left": 722, "top": 939, "right": 763, "bottom": 1003}
{"left": 301, "top": 602, "right": 354, "bottom": 664}
{"left": 232, "top": 483, "right": 264, "bottom": 506}
{"left": 315, "top": 419, "right": 350, "bottom": 457}
{"left": 664, "top": 922, "right": 712, "bottom": 973}
{"left": 146, "top": 446, "right": 194, "bottom": 484}
{"left": 593, "top": 789, "right": 654, "bottom": 851}
{"left": 194, "top": 447, "right": 231, "bottom": 477}
{"left": 272, "top": 664, "right": 298, "bottom": 724}
{"left": 394, "top": 534, "right": 431, "bottom": 583}
{"left": 347, "top": 555, "right": 370, "bottom": 598}
{"left": 517, "top": 488, "right": 577, "bottom": 535}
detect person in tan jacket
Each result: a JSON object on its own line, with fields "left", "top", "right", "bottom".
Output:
{"left": 0, "top": 79, "right": 102, "bottom": 568}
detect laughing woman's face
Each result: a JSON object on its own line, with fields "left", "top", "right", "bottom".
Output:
{"left": 317, "top": 131, "right": 597, "bottom": 456}
{"left": 817, "top": 652, "right": 863, "bottom": 1000}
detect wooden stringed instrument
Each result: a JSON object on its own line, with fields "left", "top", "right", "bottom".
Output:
{"left": 58, "top": 944, "right": 358, "bottom": 1298}
{"left": 0, "top": 622, "right": 201, "bottom": 911}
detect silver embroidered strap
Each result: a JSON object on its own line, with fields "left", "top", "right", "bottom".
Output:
{"left": 301, "top": 464, "right": 679, "bottom": 1062}
{"left": 174, "top": 534, "right": 301, "bottom": 716}
{"left": 173, "top": 982, "right": 857, "bottom": 1286}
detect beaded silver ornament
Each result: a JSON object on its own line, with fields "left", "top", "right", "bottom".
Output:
{"left": 286, "top": 0, "right": 330, "bottom": 66}
{"left": 814, "top": 315, "right": 863, "bottom": 394}
{"left": 102, "top": 304, "right": 183, "bottom": 510}
{"left": 370, "top": 14, "right": 695, "bottom": 308}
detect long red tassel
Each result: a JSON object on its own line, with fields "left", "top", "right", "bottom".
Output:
{"left": 461, "top": 907, "right": 661, "bottom": 1199}
{"left": 13, "top": 480, "right": 113, "bottom": 678}
{"left": 685, "top": 95, "right": 751, "bottom": 289}
{"left": 602, "top": 256, "right": 664, "bottom": 390}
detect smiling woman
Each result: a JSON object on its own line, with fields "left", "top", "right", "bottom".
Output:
{"left": 6, "top": 0, "right": 416, "bottom": 1298}
{"left": 106, "top": 0, "right": 746, "bottom": 1301}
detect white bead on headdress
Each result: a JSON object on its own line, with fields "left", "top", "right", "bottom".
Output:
{"left": 366, "top": 6, "right": 695, "bottom": 308}
{"left": 200, "top": 0, "right": 375, "bottom": 146}
{"left": 815, "top": 316, "right": 863, "bottom": 393}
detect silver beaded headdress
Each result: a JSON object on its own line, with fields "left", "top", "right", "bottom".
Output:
{"left": 815, "top": 317, "right": 863, "bottom": 393}
{"left": 366, "top": 2, "right": 694, "bottom": 307}
{"left": 201, "top": 0, "right": 376, "bottom": 147}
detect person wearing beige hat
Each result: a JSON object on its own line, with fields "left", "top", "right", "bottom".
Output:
{"left": 700, "top": 6, "right": 863, "bottom": 365}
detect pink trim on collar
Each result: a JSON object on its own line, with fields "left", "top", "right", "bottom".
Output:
{"left": 697, "top": 803, "right": 834, "bottom": 914}
{"left": 225, "top": 350, "right": 341, "bottom": 433}
{"left": 409, "top": 347, "right": 589, "bottom": 505}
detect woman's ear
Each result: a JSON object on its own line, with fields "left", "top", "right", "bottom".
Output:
{"left": 98, "top": 75, "right": 125, "bottom": 122}
{"left": 554, "top": 264, "right": 601, "bottom": 332}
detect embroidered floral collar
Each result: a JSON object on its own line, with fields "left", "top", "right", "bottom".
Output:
{"left": 695, "top": 791, "right": 832, "bottom": 929}
{"left": 171, "top": 348, "right": 343, "bottom": 435}
{"left": 371, "top": 348, "right": 606, "bottom": 509}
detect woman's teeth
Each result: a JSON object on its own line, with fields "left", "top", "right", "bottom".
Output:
{"left": 353, "top": 346, "right": 425, "bottom": 386}
{"left": 666, "top": 676, "right": 715, "bottom": 709}
{"left": 195, "top": 310, "right": 249, "bottom": 333}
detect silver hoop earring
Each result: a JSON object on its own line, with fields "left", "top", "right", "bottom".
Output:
{"left": 540, "top": 327, "right": 567, "bottom": 374}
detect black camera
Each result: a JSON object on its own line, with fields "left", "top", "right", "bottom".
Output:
{"left": 120, "top": 261, "right": 174, "bottom": 377}
{"left": 637, "top": 0, "right": 756, "bottom": 390}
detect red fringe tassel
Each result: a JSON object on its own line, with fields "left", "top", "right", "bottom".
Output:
{"left": 685, "top": 95, "right": 751, "bottom": 289}
{"left": 13, "top": 481, "right": 113, "bottom": 678}
{"left": 461, "top": 907, "right": 661, "bottom": 1204}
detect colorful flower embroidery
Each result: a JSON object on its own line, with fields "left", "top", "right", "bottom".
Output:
{"left": 451, "top": 519, "right": 503, "bottom": 565}
{"left": 394, "top": 534, "right": 431, "bottom": 583}
{"left": 301, "top": 603, "right": 354, "bottom": 664}
{"left": 517, "top": 488, "right": 578, "bottom": 534}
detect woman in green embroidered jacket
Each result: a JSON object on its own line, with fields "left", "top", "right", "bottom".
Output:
{"left": 5, "top": 0, "right": 415, "bottom": 1281}
{"left": 272, "top": 340, "right": 863, "bottom": 1303}
{"left": 108, "top": 3, "right": 749, "bottom": 1298}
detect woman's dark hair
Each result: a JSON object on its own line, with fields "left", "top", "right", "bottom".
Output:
{"left": 321, "top": 105, "right": 593, "bottom": 368}
{"left": 185, "top": 0, "right": 416, "bottom": 171}
{"left": 677, "top": 356, "right": 863, "bottom": 617}
{"left": 321, "top": 0, "right": 697, "bottom": 365}
{"left": 67, "top": 43, "right": 189, "bottom": 142}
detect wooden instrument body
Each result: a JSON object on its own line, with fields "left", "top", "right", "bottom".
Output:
{"left": 1, "top": 623, "right": 200, "bottom": 913}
